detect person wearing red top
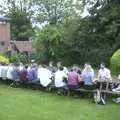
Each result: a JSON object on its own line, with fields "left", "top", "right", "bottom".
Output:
{"left": 68, "top": 69, "right": 79, "bottom": 90}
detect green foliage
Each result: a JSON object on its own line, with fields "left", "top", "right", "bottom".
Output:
{"left": 1, "top": 0, "right": 119, "bottom": 66}
{"left": 111, "top": 49, "right": 120, "bottom": 75}
{"left": 9, "top": 11, "right": 34, "bottom": 40}
{"left": 9, "top": 53, "right": 29, "bottom": 64}
{"left": 34, "top": 25, "right": 62, "bottom": 63}
{"left": 36, "top": 0, "right": 81, "bottom": 25}
{"left": 0, "top": 55, "right": 9, "bottom": 64}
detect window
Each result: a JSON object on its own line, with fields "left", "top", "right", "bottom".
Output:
{"left": 0, "top": 41, "right": 5, "bottom": 46}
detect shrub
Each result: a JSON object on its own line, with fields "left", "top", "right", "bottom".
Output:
{"left": 0, "top": 55, "right": 9, "bottom": 64}
{"left": 111, "top": 49, "right": 120, "bottom": 75}
{"left": 9, "top": 53, "right": 29, "bottom": 64}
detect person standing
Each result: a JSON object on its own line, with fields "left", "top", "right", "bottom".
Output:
{"left": 98, "top": 63, "right": 112, "bottom": 82}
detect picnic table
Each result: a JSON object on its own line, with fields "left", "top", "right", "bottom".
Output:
{"left": 74, "top": 79, "right": 120, "bottom": 103}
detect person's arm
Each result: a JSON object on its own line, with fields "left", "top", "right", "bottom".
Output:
{"left": 106, "top": 69, "right": 112, "bottom": 82}
{"left": 98, "top": 70, "right": 101, "bottom": 81}
{"left": 118, "top": 75, "right": 120, "bottom": 80}
{"left": 78, "top": 74, "right": 82, "bottom": 82}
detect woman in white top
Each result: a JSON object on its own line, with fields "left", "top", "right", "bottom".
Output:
{"left": 7, "top": 64, "right": 14, "bottom": 80}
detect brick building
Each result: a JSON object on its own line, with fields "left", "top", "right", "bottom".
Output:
{"left": 0, "top": 16, "right": 34, "bottom": 56}
{"left": 0, "top": 17, "right": 10, "bottom": 54}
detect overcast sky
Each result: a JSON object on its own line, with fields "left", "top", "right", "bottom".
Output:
{"left": 0, "top": 0, "right": 89, "bottom": 28}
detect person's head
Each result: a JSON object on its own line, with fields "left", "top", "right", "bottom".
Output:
{"left": 84, "top": 62, "right": 90, "bottom": 68}
{"left": 72, "top": 64, "right": 79, "bottom": 72}
{"left": 19, "top": 62, "right": 23, "bottom": 66}
{"left": 84, "top": 64, "right": 92, "bottom": 72}
{"left": 38, "top": 64, "right": 42, "bottom": 68}
{"left": 70, "top": 68, "right": 74, "bottom": 72}
{"left": 57, "top": 62, "right": 62, "bottom": 68}
{"left": 59, "top": 66, "right": 64, "bottom": 71}
{"left": 13, "top": 63, "right": 19, "bottom": 67}
{"left": 42, "top": 64, "right": 47, "bottom": 68}
{"left": 9, "top": 63, "right": 13, "bottom": 66}
{"left": 77, "top": 69, "right": 81, "bottom": 74}
{"left": 100, "top": 63, "right": 105, "bottom": 69}
{"left": 49, "top": 61, "right": 53, "bottom": 67}
{"left": 31, "top": 63, "right": 37, "bottom": 68}
{"left": 24, "top": 65, "right": 28, "bottom": 69}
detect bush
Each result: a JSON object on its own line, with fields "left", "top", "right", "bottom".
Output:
{"left": 0, "top": 55, "right": 9, "bottom": 64}
{"left": 111, "top": 49, "right": 120, "bottom": 75}
{"left": 9, "top": 53, "right": 29, "bottom": 64}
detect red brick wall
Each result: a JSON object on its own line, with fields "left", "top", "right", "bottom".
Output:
{"left": 0, "top": 22, "right": 10, "bottom": 53}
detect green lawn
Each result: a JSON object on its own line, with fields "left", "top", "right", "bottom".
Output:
{"left": 0, "top": 83, "right": 119, "bottom": 120}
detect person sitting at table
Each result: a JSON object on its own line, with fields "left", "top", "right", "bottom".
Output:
{"left": 98, "top": 63, "right": 112, "bottom": 82}
{"left": 112, "top": 75, "right": 120, "bottom": 103}
{"left": 19, "top": 65, "right": 28, "bottom": 84}
{"left": 83, "top": 63, "right": 94, "bottom": 77}
{"left": 82, "top": 64, "right": 95, "bottom": 89}
{"left": 27, "top": 64, "right": 39, "bottom": 84}
{"left": 10, "top": 63, "right": 20, "bottom": 87}
{"left": 47, "top": 61, "right": 57, "bottom": 73}
{"left": 112, "top": 75, "right": 120, "bottom": 92}
{"left": 1, "top": 63, "right": 8, "bottom": 79}
{"left": 68, "top": 68, "right": 79, "bottom": 90}
{"left": 55, "top": 66, "right": 68, "bottom": 95}
{"left": 37, "top": 64, "right": 52, "bottom": 87}
{"left": 7, "top": 63, "right": 14, "bottom": 80}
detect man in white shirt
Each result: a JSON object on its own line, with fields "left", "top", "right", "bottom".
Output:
{"left": 98, "top": 63, "right": 112, "bottom": 82}
{"left": 37, "top": 65, "right": 52, "bottom": 87}
{"left": 55, "top": 66, "right": 68, "bottom": 95}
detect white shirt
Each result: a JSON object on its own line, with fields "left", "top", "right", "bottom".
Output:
{"left": 98, "top": 68, "right": 112, "bottom": 82}
{"left": 55, "top": 70, "right": 68, "bottom": 87}
{"left": 0, "top": 65, "right": 3, "bottom": 77}
{"left": 118, "top": 75, "right": 120, "bottom": 80}
{"left": 37, "top": 68, "right": 52, "bottom": 87}
{"left": 19, "top": 66, "right": 24, "bottom": 71}
{"left": 63, "top": 67, "right": 69, "bottom": 75}
{"left": 1, "top": 66, "right": 8, "bottom": 78}
{"left": 7, "top": 66, "right": 13, "bottom": 79}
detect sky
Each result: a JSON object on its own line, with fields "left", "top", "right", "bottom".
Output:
{"left": 0, "top": 0, "right": 89, "bottom": 28}
{"left": 0, "top": 0, "right": 89, "bottom": 16}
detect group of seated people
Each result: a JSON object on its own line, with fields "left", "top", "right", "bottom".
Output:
{"left": 0, "top": 61, "right": 117, "bottom": 94}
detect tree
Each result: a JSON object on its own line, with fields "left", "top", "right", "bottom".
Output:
{"left": 34, "top": 25, "right": 62, "bottom": 63}
{"left": 33, "top": 0, "right": 120, "bottom": 66}
{"left": 35, "top": 0, "right": 82, "bottom": 25}
{"left": 0, "top": 0, "right": 37, "bottom": 40}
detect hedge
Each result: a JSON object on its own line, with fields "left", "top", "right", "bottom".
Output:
{"left": 111, "top": 49, "right": 120, "bottom": 75}
{"left": 0, "top": 55, "right": 10, "bottom": 64}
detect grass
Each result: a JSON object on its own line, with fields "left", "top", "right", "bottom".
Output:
{"left": 0, "top": 83, "right": 120, "bottom": 120}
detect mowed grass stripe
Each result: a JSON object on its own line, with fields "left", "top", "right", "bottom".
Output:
{"left": 0, "top": 84, "right": 119, "bottom": 120}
